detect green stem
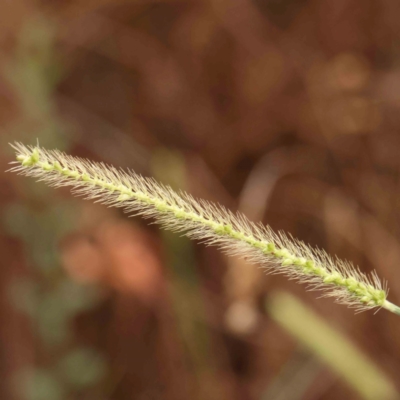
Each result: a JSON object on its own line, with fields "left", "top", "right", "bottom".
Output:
{"left": 382, "top": 300, "right": 400, "bottom": 316}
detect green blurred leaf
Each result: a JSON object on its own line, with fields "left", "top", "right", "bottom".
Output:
{"left": 267, "top": 291, "right": 398, "bottom": 400}
{"left": 58, "top": 279, "right": 102, "bottom": 314}
{"left": 14, "top": 368, "right": 65, "bottom": 400}
{"left": 58, "top": 348, "right": 107, "bottom": 389}
{"left": 37, "top": 292, "right": 71, "bottom": 346}
{"left": 7, "top": 279, "right": 40, "bottom": 317}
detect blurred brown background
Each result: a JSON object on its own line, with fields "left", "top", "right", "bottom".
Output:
{"left": 1, "top": 1, "right": 400, "bottom": 399}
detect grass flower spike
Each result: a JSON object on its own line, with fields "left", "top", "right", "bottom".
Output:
{"left": 9, "top": 142, "right": 400, "bottom": 316}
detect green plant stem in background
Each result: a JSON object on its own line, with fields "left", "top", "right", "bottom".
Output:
{"left": 8, "top": 143, "right": 400, "bottom": 315}
{"left": 268, "top": 291, "right": 398, "bottom": 400}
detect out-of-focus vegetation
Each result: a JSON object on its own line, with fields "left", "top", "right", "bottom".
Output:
{"left": 268, "top": 291, "right": 397, "bottom": 400}
{"left": 2, "top": 1, "right": 400, "bottom": 399}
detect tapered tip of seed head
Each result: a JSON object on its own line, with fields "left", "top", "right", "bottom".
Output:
{"left": 11, "top": 142, "right": 41, "bottom": 167}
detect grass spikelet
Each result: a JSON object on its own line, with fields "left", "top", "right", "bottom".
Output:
{"left": 8, "top": 142, "right": 400, "bottom": 315}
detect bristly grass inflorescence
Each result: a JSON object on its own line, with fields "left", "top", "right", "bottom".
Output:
{"left": 8, "top": 142, "right": 400, "bottom": 315}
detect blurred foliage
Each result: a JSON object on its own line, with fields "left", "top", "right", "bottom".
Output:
{"left": 152, "top": 149, "right": 228, "bottom": 400}
{"left": 268, "top": 291, "right": 398, "bottom": 400}
{"left": 15, "top": 368, "right": 66, "bottom": 400}
{"left": 2, "top": 13, "right": 106, "bottom": 400}
{"left": 57, "top": 348, "right": 107, "bottom": 390}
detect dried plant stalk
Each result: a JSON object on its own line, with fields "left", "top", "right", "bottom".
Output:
{"left": 9, "top": 143, "right": 400, "bottom": 315}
